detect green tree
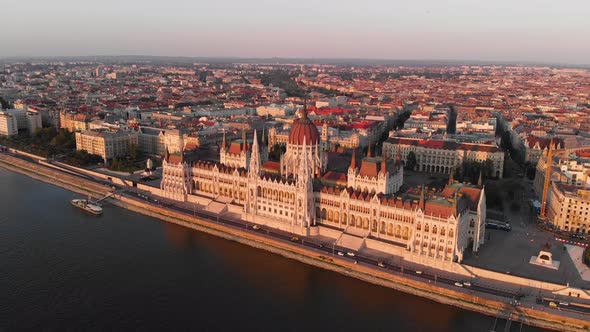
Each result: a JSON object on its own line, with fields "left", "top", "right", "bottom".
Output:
{"left": 269, "top": 143, "right": 286, "bottom": 161}
{"left": 129, "top": 143, "right": 139, "bottom": 160}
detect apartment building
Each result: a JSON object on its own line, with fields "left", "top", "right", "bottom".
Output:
{"left": 548, "top": 183, "right": 590, "bottom": 234}
{"left": 384, "top": 137, "right": 505, "bottom": 178}
{"left": 0, "top": 111, "right": 18, "bottom": 136}
{"left": 75, "top": 130, "right": 138, "bottom": 162}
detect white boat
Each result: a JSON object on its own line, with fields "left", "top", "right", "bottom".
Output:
{"left": 71, "top": 198, "right": 103, "bottom": 215}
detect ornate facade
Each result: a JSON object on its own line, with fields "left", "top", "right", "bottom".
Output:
{"left": 160, "top": 109, "right": 486, "bottom": 263}
{"left": 384, "top": 137, "right": 505, "bottom": 178}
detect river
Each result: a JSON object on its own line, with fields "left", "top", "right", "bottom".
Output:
{"left": 0, "top": 169, "right": 550, "bottom": 331}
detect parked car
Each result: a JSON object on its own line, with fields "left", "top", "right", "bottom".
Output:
{"left": 346, "top": 252, "right": 355, "bottom": 257}
{"left": 463, "top": 281, "right": 472, "bottom": 287}
{"left": 549, "top": 301, "right": 557, "bottom": 308}
{"left": 290, "top": 237, "right": 300, "bottom": 242}
{"left": 252, "top": 225, "right": 260, "bottom": 230}
{"left": 337, "top": 251, "right": 345, "bottom": 256}
{"left": 454, "top": 282, "right": 464, "bottom": 287}
{"left": 377, "top": 262, "right": 385, "bottom": 268}
{"left": 415, "top": 270, "right": 423, "bottom": 275}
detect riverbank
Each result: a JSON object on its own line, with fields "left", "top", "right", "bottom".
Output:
{"left": 1, "top": 154, "right": 588, "bottom": 331}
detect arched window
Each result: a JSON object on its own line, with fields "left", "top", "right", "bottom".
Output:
{"left": 449, "top": 229, "right": 454, "bottom": 237}
{"left": 417, "top": 222, "right": 421, "bottom": 231}
{"left": 441, "top": 228, "right": 446, "bottom": 236}
{"left": 433, "top": 226, "right": 437, "bottom": 234}
{"left": 402, "top": 226, "right": 409, "bottom": 240}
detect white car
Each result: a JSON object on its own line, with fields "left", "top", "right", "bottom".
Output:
{"left": 337, "top": 251, "right": 345, "bottom": 256}
{"left": 346, "top": 252, "right": 355, "bottom": 257}
{"left": 463, "top": 281, "right": 472, "bottom": 287}
{"left": 252, "top": 225, "right": 260, "bottom": 230}
{"left": 454, "top": 282, "right": 464, "bottom": 287}
{"left": 377, "top": 262, "right": 385, "bottom": 268}
{"left": 415, "top": 270, "right": 423, "bottom": 275}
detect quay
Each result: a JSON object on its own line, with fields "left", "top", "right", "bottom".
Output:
{"left": 1, "top": 151, "right": 589, "bottom": 332}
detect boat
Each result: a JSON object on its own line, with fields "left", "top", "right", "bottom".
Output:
{"left": 71, "top": 198, "right": 103, "bottom": 215}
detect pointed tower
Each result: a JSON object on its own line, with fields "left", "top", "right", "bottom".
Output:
{"left": 347, "top": 149, "right": 358, "bottom": 189}
{"left": 449, "top": 167, "right": 455, "bottom": 185}
{"left": 249, "top": 130, "right": 261, "bottom": 177}
{"left": 241, "top": 129, "right": 247, "bottom": 151}
{"left": 419, "top": 184, "right": 425, "bottom": 211}
{"left": 221, "top": 130, "right": 227, "bottom": 151}
{"left": 350, "top": 149, "right": 357, "bottom": 170}
{"left": 296, "top": 135, "right": 314, "bottom": 230}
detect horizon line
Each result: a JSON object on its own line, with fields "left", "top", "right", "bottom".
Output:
{"left": 1, "top": 54, "right": 589, "bottom": 67}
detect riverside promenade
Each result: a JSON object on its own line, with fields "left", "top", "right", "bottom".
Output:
{"left": 1, "top": 151, "right": 589, "bottom": 331}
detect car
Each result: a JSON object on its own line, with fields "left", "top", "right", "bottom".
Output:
{"left": 559, "top": 301, "right": 569, "bottom": 306}
{"left": 548, "top": 301, "right": 557, "bottom": 308}
{"left": 290, "top": 237, "right": 300, "bottom": 242}
{"left": 463, "top": 281, "right": 472, "bottom": 287}
{"left": 252, "top": 225, "right": 260, "bottom": 230}
{"left": 415, "top": 270, "right": 423, "bottom": 275}
{"left": 346, "top": 252, "right": 355, "bottom": 257}
{"left": 337, "top": 251, "right": 345, "bottom": 256}
{"left": 317, "top": 244, "right": 323, "bottom": 248}
{"left": 454, "top": 282, "right": 464, "bottom": 287}
{"left": 377, "top": 262, "right": 385, "bottom": 268}
{"left": 353, "top": 260, "right": 358, "bottom": 264}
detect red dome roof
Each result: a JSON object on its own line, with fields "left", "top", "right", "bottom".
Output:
{"left": 288, "top": 110, "right": 320, "bottom": 145}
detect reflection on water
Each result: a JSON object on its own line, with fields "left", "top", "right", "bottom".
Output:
{"left": 0, "top": 170, "right": 550, "bottom": 332}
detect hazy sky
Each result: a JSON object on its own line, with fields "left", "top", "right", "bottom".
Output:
{"left": 1, "top": 0, "right": 589, "bottom": 64}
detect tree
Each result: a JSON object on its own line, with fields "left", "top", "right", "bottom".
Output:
{"left": 406, "top": 151, "right": 417, "bottom": 171}
{"left": 129, "top": 143, "right": 139, "bottom": 160}
{"left": 269, "top": 143, "right": 286, "bottom": 161}
{"left": 0, "top": 96, "right": 10, "bottom": 109}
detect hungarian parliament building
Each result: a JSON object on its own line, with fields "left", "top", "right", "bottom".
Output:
{"left": 160, "top": 109, "right": 487, "bottom": 265}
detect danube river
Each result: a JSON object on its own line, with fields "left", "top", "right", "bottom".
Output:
{"left": 0, "top": 169, "right": 550, "bottom": 331}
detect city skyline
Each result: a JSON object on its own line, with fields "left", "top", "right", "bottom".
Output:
{"left": 2, "top": 0, "right": 590, "bottom": 65}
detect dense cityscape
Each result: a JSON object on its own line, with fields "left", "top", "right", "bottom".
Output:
{"left": 1, "top": 59, "right": 590, "bottom": 331}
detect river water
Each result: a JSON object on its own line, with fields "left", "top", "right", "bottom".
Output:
{"left": 0, "top": 169, "right": 550, "bottom": 331}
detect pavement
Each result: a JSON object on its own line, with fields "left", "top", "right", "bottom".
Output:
{"left": 462, "top": 177, "right": 590, "bottom": 289}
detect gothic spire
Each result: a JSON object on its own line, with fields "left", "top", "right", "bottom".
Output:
{"left": 249, "top": 130, "right": 261, "bottom": 176}
{"left": 449, "top": 167, "right": 455, "bottom": 185}
{"left": 221, "top": 130, "right": 226, "bottom": 151}
{"left": 419, "top": 184, "right": 425, "bottom": 210}
{"left": 350, "top": 149, "right": 357, "bottom": 170}
{"left": 477, "top": 170, "right": 483, "bottom": 187}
